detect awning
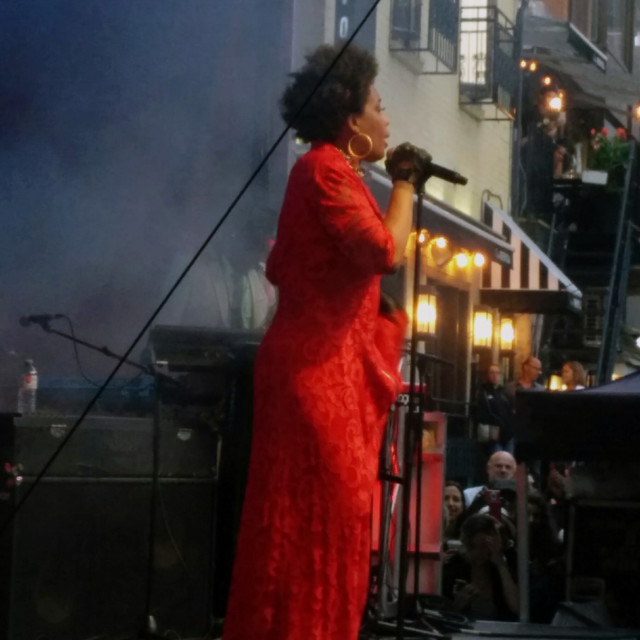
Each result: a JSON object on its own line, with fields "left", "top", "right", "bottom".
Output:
{"left": 480, "top": 201, "right": 582, "bottom": 314}
{"left": 366, "top": 167, "right": 513, "bottom": 267}
{"left": 523, "top": 15, "right": 640, "bottom": 121}
{"left": 523, "top": 15, "right": 607, "bottom": 72}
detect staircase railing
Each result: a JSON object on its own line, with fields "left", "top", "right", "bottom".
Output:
{"left": 596, "top": 142, "right": 639, "bottom": 384}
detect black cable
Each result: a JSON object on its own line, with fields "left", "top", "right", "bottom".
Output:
{"left": 61, "top": 314, "right": 101, "bottom": 387}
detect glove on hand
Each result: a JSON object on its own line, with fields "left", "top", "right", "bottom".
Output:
{"left": 385, "top": 142, "right": 432, "bottom": 188}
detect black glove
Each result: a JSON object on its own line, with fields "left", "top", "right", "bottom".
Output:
{"left": 384, "top": 142, "right": 432, "bottom": 187}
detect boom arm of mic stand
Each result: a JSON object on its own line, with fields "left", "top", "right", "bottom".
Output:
{"left": 41, "top": 326, "right": 154, "bottom": 376}
{"left": 27, "top": 322, "right": 185, "bottom": 395}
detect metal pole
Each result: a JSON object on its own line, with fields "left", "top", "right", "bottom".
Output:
{"left": 396, "top": 188, "right": 425, "bottom": 639}
{"left": 516, "top": 461, "right": 530, "bottom": 622}
{"left": 596, "top": 143, "right": 637, "bottom": 384}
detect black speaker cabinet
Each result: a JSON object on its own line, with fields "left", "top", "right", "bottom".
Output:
{"left": 567, "top": 500, "right": 640, "bottom": 628}
{"left": 0, "top": 413, "right": 218, "bottom": 640}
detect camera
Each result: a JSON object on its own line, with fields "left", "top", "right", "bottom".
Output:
{"left": 445, "top": 539, "right": 463, "bottom": 552}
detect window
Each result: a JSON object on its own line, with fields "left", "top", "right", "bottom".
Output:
{"left": 529, "top": 0, "right": 569, "bottom": 19}
{"left": 391, "top": 0, "right": 422, "bottom": 45}
{"left": 634, "top": 3, "right": 640, "bottom": 73}
{"left": 390, "top": 0, "right": 458, "bottom": 72}
{"left": 459, "top": 2, "right": 516, "bottom": 119}
{"left": 569, "top": 0, "right": 600, "bottom": 43}
{"left": 427, "top": 0, "right": 459, "bottom": 70}
{"left": 460, "top": 0, "right": 489, "bottom": 86}
{"left": 606, "top": 0, "right": 634, "bottom": 69}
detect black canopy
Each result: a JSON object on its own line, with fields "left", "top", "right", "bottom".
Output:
{"left": 514, "top": 371, "right": 640, "bottom": 462}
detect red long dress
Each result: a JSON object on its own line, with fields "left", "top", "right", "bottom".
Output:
{"left": 223, "top": 142, "right": 403, "bottom": 640}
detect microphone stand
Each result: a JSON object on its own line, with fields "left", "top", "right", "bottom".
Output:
{"left": 24, "top": 318, "right": 154, "bottom": 377}
{"left": 395, "top": 181, "right": 436, "bottom": 639}
{"left": 372, "top": 177, "right": 448, "bottom": 640}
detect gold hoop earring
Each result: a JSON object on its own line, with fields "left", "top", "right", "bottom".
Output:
{"left": 347, "top": 132, "right": 373, "bottom": 159}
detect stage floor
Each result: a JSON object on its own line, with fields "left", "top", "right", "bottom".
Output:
{"left": 365, "top": 620, "right": 640, "bottom": 640}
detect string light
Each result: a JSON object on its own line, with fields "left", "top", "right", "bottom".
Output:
{"left": 434, "top": 236, "right": 447, "bottom": 249}
{"left": 520, "top": 59, "right": 538, "bottom": 72}
{"left": 454, "top": 252, "right": 467, "bottom": 268}
{"left": 426, "top": 237, "right": 486, "bottom": 270}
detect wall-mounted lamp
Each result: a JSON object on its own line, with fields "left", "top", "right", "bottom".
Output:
{"left": 416, "top": 289, "right": 437, "bottom": 336}
{"left": 472, "top": 307, "right": 493, "bottom": 348}
{"left": 547, "top": 374, "right": 564, "bottom": 391}
{"left": 499, "top": 317, "right": 515, "bottom": 351}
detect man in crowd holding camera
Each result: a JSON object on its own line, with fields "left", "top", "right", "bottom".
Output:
{"left": 464, "top": 451, "right": 517, "bottom": 507}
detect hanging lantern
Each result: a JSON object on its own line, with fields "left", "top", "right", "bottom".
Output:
{"left": 417, "top": 292, "right": 437, "bottom": 335}
{"left": 473, "top": 307, "right": 493, "bottom": 348}
{"left": 499, "top": 317, "right": 515, "bottom": 351}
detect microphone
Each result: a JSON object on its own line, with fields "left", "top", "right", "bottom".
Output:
{"left": 19, "top": 314, "right": 63, "bottom": 328}
{"left": 425, "top": 161, "right": 468, "bottom": 185}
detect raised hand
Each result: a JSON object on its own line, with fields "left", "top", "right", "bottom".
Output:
{"left": 384, "top": 142, "right": 432, "bottom": 188}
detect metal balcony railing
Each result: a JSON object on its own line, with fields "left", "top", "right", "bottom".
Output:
{"left": 389, "top": 0, "right": 458, "bottom": 74}
{"left": 459, "top": 5, "right": 516, "bottom": 120}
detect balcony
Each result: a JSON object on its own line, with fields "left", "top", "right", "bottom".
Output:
{"left": 389, "top": 0, "right": 458, "bottom": 74}
{"left": 458, "top": 5, "right": 516, "bottom": 120}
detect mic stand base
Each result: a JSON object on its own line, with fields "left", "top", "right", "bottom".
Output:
{"left": 139, "top": 615, "right": 168, "bottom": 639}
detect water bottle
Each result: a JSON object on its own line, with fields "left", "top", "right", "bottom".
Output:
{"left": 17, "top": 359, "right": 38, "bottom": 415}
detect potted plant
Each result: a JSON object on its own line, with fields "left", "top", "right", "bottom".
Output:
{"left": 585, "top": 127, "right": 631, "bottom": 188}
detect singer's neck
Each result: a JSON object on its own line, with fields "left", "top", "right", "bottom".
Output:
{"left": 334, "top": 144, "right": 365, "bottom": 178}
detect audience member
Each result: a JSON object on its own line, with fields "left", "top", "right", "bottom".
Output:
{"left": 475, "top": 363, "right": 515, "bottom": 453}
{"left": 505, "top": 355, "right": 544, "bottom": 400}
{"left": 442, "top": 513, "right": 519, "bottom": 620}
{"left": 464, "top": 451, "right": 516, "bottom": 507}
{"left": 443, "top": 480, "right": 466, "bottom": 542}
{"left": 561, "top": 360, "right": 586, "bottom": 390}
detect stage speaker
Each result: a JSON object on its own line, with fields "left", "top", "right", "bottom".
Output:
{"left": 1, "top": 477, "right": 150, "bottom": 640}
{"left": 148, "top": 478, "right": 217, "bottom": 636}
{"left": 0, "top": 413, "right": 218, "bottom": 640}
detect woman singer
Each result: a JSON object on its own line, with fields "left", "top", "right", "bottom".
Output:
{"left": 222, "top": 43, "right": 431, "bottom": 640}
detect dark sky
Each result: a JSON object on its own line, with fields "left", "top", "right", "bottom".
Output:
{"left": 0, "top": 1, "right": 291, "bottom": 393}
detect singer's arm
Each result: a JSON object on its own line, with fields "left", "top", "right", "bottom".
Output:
{"left": 384, "top": 179, "right": 415, "bottom": 266}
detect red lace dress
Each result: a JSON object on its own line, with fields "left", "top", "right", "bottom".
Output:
{"left": 223, "top": 142, "right": 404, "bottom": 640}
